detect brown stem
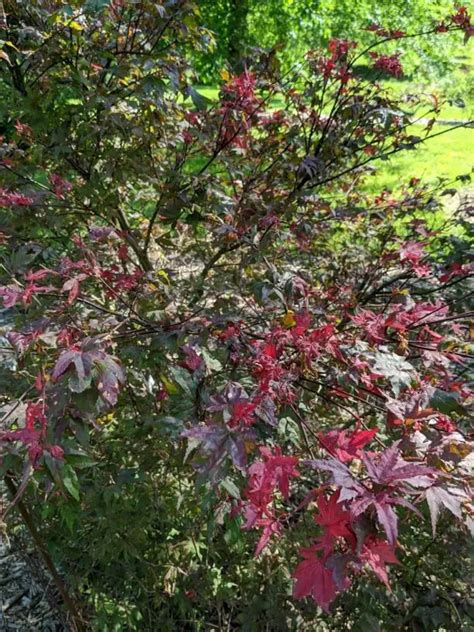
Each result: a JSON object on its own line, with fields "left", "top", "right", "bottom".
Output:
{"left": 115, "top": 207, "right": 152, "bottom": 272}
{"left": 4, "top": 475, "right": 86, "bottom": 631}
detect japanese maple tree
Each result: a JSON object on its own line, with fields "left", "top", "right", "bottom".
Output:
{"left": 0, "top": 1, "right": 472, "bottom": 629}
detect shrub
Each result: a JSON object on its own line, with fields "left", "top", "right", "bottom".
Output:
{"left": 0, "top": 2, "right": 472, "bottom": 629}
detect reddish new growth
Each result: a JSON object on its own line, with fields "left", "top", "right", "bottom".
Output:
{"left": 1, "top": 6, "right": 472, "bottom": 624}
{"left": 366, "top": 23, "right": 406, "bottom": 38}
{"left": 0, "top": 188, "right": 34, "bottom": 207}
{"left": 219, "top": 70, "right": 261, "bottom": 148}
{"left": 450, "top": 5, "right": 472, "bottom": 30}
{"left": 369, "top": 52, "right": 404, "bottom": 77}
{"left": 318, "top": 427, "right": 379, "bottom": 462}
{"left": 437, "top": 5, "right": 473, "bottom": 36}
{"left": 0, "top": 401, "right": 63, "bottom": 466}
{"left": 328, "top": 38, "right": 357, "bottom": 62}
{"left": 314, "top": 39, "right": 356, "bottom": 84}
{"left": 0, "top": 280, "right": 54, "bottom": 308}
{"left": 291, "top": 437, "right": 437, "bottom": 610}
{"left": 398, "top": 240, "right": 431, "bottom": 277}
{"left": 241, "top": 446, "right": 299, "bottom": 556}
{"left": 50, "top": 173, "right": 73, "bottom": 199}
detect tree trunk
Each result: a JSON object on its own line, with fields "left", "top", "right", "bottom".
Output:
{"left": 227, "top": 0, "right": 250, "bottom": 71}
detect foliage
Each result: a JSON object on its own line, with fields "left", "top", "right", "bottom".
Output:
{"left": 0, "top": 1, "right": 473, "bottom": 629}
{"left": 196, "top": 0, "right": 464, "bottom": 81}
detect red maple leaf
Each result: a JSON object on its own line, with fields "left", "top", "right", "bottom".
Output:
{"left": 315, "top": 490, "right": 354, "bottom": 552}
{"left": 254, "top": 516, "right": 281, "bottom": 557}
{"left": 319, "top": 427, "right": 378, "bottom": 462}
{"left": 293, "top": 546, "right": 338, "bottom": 612}
{"left": 360, "top": 537, "right": 399, "bottom": 588}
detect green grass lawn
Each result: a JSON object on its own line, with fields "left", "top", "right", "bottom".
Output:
{"left": 366, "top": 124, "right": 474, "bottom": 192}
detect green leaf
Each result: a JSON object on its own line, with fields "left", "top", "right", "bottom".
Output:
{"left": 430, "top": 389, "right": 466, "bottom": 415}
{"left": 187, "top": 86, "right": 212, "bottom": 111}
{"left": 168, "top": 366, "right": 194, "bottom": 396}
{"left": 373, "top": 348, "right": 414, "bottom": 395}
{"left": 69, "top": 372, "right": 93, "bottom": 393}
{"left": 84, "top": 0, "right": 110, "bottom": 11}
{"left": 221, "top": 477, "right": 240, "bottom": 499}
{"left": 62, "top": 464, "right": 80, "bottom": 501}
{"left": 200, "top": 348, "right": 223, "bottom": 372}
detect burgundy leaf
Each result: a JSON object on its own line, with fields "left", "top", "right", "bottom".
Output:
{"left": 53, "top": 349, "right": 82, "bottom": 380}
{"left": 360, "top": 537, "right": 399, "bottom": 588}
{"left": 362, "top": 443, "right": 435, "bottom": 487}
{"left": 375, "top": 502, "right": 398, "bottom": 544}
{"left": 293, "top": 548, "right": 338, "bottom": 612}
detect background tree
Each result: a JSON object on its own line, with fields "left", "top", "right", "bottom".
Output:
{"left": 196, "top": 0, "right": 463, "bottom": 81}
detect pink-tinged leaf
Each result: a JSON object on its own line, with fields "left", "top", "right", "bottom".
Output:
{"left": 50, "top": 173, "right": 73, "bottom": 199}
{"left": 258, "top": 446, "right": 299, "bottom": 500}
{"left": 389, "top": 496, "right": 423, "bottom": 519}
{"left": 53, "top": 344, "right": 124, "bottom": 405}
{"left": 88, "top": 226, "right": 118, "bottom": 241}
{"left": 360, "top": 538, "right": 399, "bottom": 588}
{"left": 350, "top": 496, "right": 373, "bottom": 518}
{"left": 24, "top": 268, "right": 54, "bottom": 282}
{"left": 0, "top": 283, "right": 53, "bottom": 308}
{"left": 53, "top": 349, "right": 83, "bottom": 380}
{"left": 241, "top": 502, "right": 259, "bottom": 530}
{"left": 307, "top": 458, "right": 365, "bottom": 500}
{"left": 49, "top": 444, "right": 64, "bottom": 460}
{"left": 180, "top": 345, "right": 203, "bottom": 372}
{"left": 95, "top": 356, "right": 125, "bottom": 405}
{"left": 318, "top": 427, "right": 378, "bottom": 462}
{"left": 353, "top": 491, "right": 423, "bottom": 545}
{"left": 315, "top": 491, "right": 352, "bottom": 541}
{"left": 425, "top": 485, "right": 463, "bottom": 535}
{"left": 254, "top": 518, "right": 281, "bottom": 557}
{"left": 62, "top": 277, "right": 80, "bottom": 304}
{"left": 399, "top": 241, "right": 425, "bottom": 264}
{"left": 0, "top": 188, "right": 34, "bottom": 207}
{"left": 362, "top": 441, "right": 400, "bottom": 482}
{"left": 0, "top": 285, "right": 21, "bottom": 308}
{"left": 326, "top": 553, "right": 354, "bottom": 591}
{"left": 293, "top": 550, "right": 338, "bottom": 612}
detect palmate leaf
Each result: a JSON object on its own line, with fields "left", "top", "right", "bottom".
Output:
{"left": 53, "top": 348, "right": 88, "bottom": 381}
{"left": 183, "top": 423, "right": 255, "bottom": 483}
{"left": 293, "top": 548, "right": 338, "bottom": 612}
{"left": 360, "top": 538, "right": 399, "bottom": 588}
{"left": 53, "top": 341, "right": 125, "bottom": 405}
{"left": 430, "top": 389, "right": 467, "bottom": 415}
{"left": 425, "top": 485, "right": 464, "bottom": 535}
{"left": 313, "top": 444, "right": 436, "bottom": 544}
{"left": 375, "top": 502, "right": 398, "bottom": 545}
{"left": 94, "top": 357, "right": 125, "bottom": 405}
{"left": 306, "top": 458, "right": 365, "bottom": 501}
{"left": 372, "top": 347, "right": 415, "bottom": 395}
{"left": 362, "top": 442, "right": 435, "bottom": 488}
{"left": 318, "top": 427, "right": 379, "bottom": 462}
{"left": 1, "top": 2, "right": 473, "bottom": 624}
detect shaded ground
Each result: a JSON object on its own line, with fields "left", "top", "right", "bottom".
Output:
{"left": 0, "top": 503, "right": 67, "bottom": 631}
